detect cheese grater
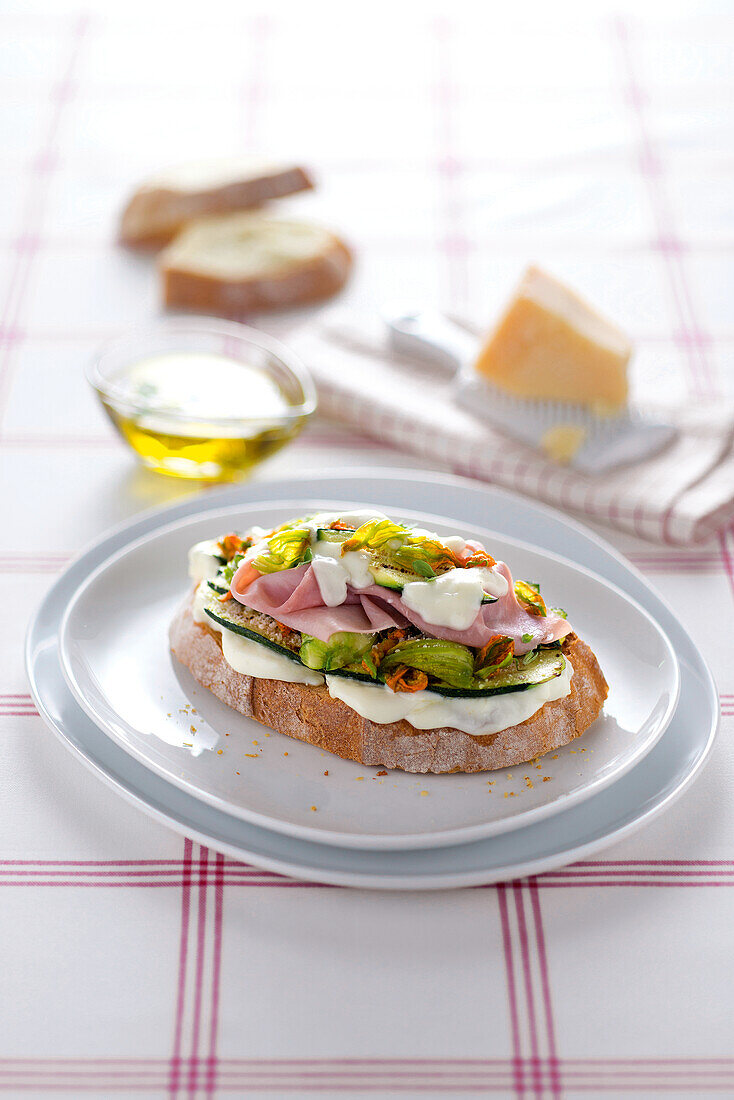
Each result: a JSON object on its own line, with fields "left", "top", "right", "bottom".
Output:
{"left": 385, "top": 309, "right": 677, "bottom": 475}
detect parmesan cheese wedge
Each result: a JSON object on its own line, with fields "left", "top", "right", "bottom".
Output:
{"left": 539, "top": 424, "right": 589, "bottom": 464}
{"left": 474, "top": 266, "right": 631, "bottom": 412}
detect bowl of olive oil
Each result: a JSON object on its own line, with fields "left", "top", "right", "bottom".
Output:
{"left": 88, "top": 317, "right": 316, "bottom": 481}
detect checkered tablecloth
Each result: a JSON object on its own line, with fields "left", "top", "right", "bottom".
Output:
{"left": 2, "top": 1, "right": 734, "bottom": 1096}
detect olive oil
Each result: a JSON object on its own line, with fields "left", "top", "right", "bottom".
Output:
{"left": 100, "top": 352, "right": 309, "bottom": 481}
{"left": 103, "top": 409, "right": 307, "bottom": 480}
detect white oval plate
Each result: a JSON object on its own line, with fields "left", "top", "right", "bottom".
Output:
{"left": 26, "top": 470, "right": 717, "bottom": 889}
{"left": 58, "top": 500, "right": 679, "bottom": 850}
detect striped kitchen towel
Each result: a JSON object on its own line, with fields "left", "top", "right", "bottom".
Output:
{"left": 292, "top": 317, "right": 734, "bottom": 546}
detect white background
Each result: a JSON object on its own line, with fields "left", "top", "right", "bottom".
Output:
{"left": 1, "top": 1, "right": 733, "bottom": 1097}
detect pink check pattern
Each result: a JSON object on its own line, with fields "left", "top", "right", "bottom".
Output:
{"left": 2, "top": 2, "right": 733, "bottom": 1097}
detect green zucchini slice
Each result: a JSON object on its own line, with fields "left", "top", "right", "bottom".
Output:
{"left": 429, "top": 650, "right": 566, "bottom": 698}
{"left": 367, "top": 562, "right": 419, "bottom": 591}
{"left": 203, "top": 594, "right": 302, "bottom": 662}
{"left": 207, "top": 578, "right": 229, "bottom": 596}
{"left": 325, "top": 666, "right": 379, "bottom": 685}
{"left": 299, "top": 631, "right": 376, "bottom": 671}
{"left": 314, "top": 528, "right": 356, "bottom": 542}
{"left": 326, "top": 648, "right": 566, "bottom": 698}
{"left": 379, "top": 637, "right": 475, "bottom": 688}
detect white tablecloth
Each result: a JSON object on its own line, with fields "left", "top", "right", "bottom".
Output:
{"left": 2, "top": 1, "right": 733, "bottom": 1096}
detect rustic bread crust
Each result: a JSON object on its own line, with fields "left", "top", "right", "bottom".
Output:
{"left": 119, "top": 164, "right": 314, "bottom": 249}
{"left": 160, "top": 233, "right": 352, "bottom": 316}
{"left": 169, "top": 600, "right": 608, "bottom": 774}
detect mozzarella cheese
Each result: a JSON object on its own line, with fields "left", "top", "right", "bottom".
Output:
{"left": 188, "top": 541, "right": 222, "bottom": 583}
{"left": 401, "top": 567, "right": 507, "bottom": 630}
{"left": 220, "top": 632, "right": 324, "bottom": 685}
{"left": 474, "top": 265, "right": 631, "bottom": 412}
{"left": 325, "top": 659, "right": 573, "bottom": 737}
{"left": 310, "top": 538, "right": 374, "bottom": 604}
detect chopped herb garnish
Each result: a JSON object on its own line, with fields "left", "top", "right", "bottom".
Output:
{"left": 220, "top": 553, "right": 245, "bottom": 584}
{"left": 521, "top": 632, "right": 534, "bottom": 644}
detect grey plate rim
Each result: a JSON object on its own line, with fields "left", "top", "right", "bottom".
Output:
{"left": 25, "top": 469, "right": 719, "bottom": 889}
{"left": 56, "top": 499, "right": 680, "bottom": 849}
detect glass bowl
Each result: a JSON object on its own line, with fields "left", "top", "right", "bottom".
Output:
{"left": 88, "top": 317, "right": 317, "bottom": 481}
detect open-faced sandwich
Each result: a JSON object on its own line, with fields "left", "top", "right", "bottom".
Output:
{"left": 170, "top": 512, "right": 608, "bottom": 773}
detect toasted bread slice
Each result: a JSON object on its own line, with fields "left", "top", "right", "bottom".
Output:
{"left": 159, "top": 213, "right": 352, "bottom": 316}
{"left": 119, "top": 160, "right": 314, "bottom": 249}
{"left": 170, "top": 599, "right": 608, "bottom": 774}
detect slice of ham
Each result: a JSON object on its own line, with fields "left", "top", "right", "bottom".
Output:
{"left": 231, "top": 557, "right": 571, "bottom": 651}
{"left": 230, "top": 562, "right": 408, "bottom": 638}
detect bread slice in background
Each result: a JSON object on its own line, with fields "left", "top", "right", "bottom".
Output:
{"left": 159, "top": 212, "right": 352, "bottom": 316}
{"left": 119, "top": 160, "right": 314, "bottom": 249}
